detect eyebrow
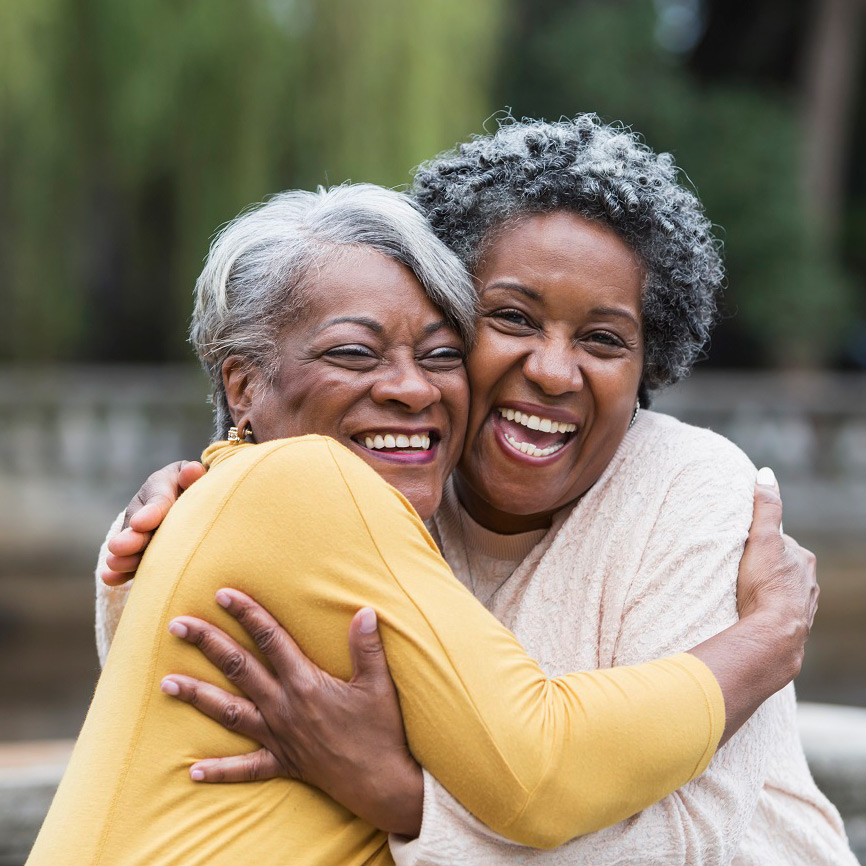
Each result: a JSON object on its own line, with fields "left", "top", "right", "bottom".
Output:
{"left": 423, "top": 320, "right": 451, "bottom": 335}
{"left": 315, "top": 316, "right": 383, "bottom": 334}
{"left": 482, "top": 281, "right": 542, "bottom": 301}
{"left": 314, "top": 317, "right": 453, "bottom": 337}
{"left": 483, "top": 282, "right": 640, "bottom": 328}
{"left": 590, "top": 306, "right": 641, "bottom": 328}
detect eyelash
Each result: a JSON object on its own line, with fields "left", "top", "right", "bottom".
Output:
{"left": 588, "top": 331, "right": 625, "bottom": 348}
{"left": 490, "top": 308, "right": 533, "bottom": 327}
{"left": 324, "top": 345, "right": 376, "bottom": 358}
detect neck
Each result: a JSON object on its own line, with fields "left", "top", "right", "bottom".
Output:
{"left": 453, "top": 472, "right": 558, "bottom": 535}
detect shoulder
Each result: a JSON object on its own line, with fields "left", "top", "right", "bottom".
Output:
{"left": 630, "top": 410, "right": 755, "bottom": 487}
{"left": 190, "top": 435, "right": 410, "bottom": 528}
{"left": 206, "top": 435, "right": 385, "bottom": 491}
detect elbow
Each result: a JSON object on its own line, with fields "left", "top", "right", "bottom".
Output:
{"left": 489, "top": 788, "right": 590, "bottom": 849}
{"left": 494, "top": 813, "right": 577, "bottom": 850}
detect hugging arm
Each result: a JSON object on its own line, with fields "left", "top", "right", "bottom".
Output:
{"left": 85, "top": 438, "right": 724, "bottom": 852}
{"left": 93, "top": 454, "right": 815, "bottom": 849}
{"left": 402, "top": 446, "right": 790, "bottom": 865}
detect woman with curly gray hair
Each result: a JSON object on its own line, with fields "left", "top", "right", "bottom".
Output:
{"left": 93, "top": 117, "right": 854, "bottom": 865}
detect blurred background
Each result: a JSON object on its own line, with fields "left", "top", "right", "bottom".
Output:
{"left": 1, "top": 0, "right": 865, "bottom": 861}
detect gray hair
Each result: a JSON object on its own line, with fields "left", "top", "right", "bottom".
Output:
{"left": 190, "top": 183, "right": 477, "bottom": 438}
{"left": 411, "top": 114, "right": 724, "bottom": 402}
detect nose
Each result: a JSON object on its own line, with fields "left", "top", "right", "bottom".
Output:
{"left": 370, "top": 359, "right": 441, "bottom": 413}
{"left": 521, "top": 339, "right": 583, "bottom": 396}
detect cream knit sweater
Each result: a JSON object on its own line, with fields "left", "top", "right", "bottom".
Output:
{"left": 95, "top": 411, "right": 855, "bottom": 866}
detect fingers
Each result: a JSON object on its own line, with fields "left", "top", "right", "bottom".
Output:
{"left": 107, "top": 528, "right": 152, "bottom": 558}
{"left": 160, "top": 673, "right": 265, "bottom": 741}
{"left": 347, "top": 608, "right": 392, "bottom": 690}
{"left": 167, "top": 616, "right": 275, "bottom": 704}
{"left": 124, "top": 461, "right": 196, "bottom": 533}
{"left": 214, "top": 589, "right": 309, "bottom": 682}
{"left": 128, "top": 494, "right": 177, "bottom": 533}
{"left": 187, "top": 749, "right": 284, "bottom": 784}
{"left": 105, "top": 552, "right": 144, "bottom": 573}
{"left": 100, "top": 568, "right": 135, "bottom": 587}
{"left": 178, "top": 461, "right": 207, "bottom": 491}
{"left": 751, "top": 466, "right": 784, "bottom": 540}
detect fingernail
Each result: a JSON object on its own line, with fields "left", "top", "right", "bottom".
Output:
{"left": 215, "top": 590, "right": 231, "bottom": 608}
{"left": 359, "top": 607, "right": 377, "bottom": 634}
{"left": 756, "top": 467, "right": 777, "bottom": 488}
{"left": 160, "top": 678, "right": 180, "bottom": 696}
{"left": 190, "top": 767, "right": 205, "bottom": 782}
{"left": 168, "top": 620, "right": 188, "bottom": 639}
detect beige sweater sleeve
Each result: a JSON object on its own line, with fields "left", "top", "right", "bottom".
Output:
{"left": 94, "top": 510, "right": 132, "bottom": 667}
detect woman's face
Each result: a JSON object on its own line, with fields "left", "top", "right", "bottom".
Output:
{"left": 457, "top": 211, "right": 645, "bottom": 533}
{"left": 240, "top": 246, "right": 469, "bottom": 520}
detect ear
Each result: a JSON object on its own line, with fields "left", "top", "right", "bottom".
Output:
{"left": 222, "top": 355, "right": 263, "bottom": 430}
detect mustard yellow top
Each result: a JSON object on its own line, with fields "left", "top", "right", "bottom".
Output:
{"left": 29, "top": 436, "right": 724, "bottom": 866}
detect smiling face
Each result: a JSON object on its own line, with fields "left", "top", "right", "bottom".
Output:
{"left": 456, "top": 211, "right": 645, "bottom": 533}
{"left": 233, "top": 246, "right": 469, "bottom": 520}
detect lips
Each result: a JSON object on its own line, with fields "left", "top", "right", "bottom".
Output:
{"left": 493, "top": 406, "right": 578, "bottom": 460}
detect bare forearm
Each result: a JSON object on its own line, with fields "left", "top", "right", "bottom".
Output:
{"left": 689, "top": 609, "right": 803, "bottom": 746}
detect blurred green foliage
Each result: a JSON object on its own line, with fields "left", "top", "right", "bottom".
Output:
{"left": 498, "top": 0, "right": 857, "bottom": 366}
{"left": 1, "top": 0, "right": 862, "bottom": 367}
{"left": 0, "top": 0, "right": 504, "bottom": 361}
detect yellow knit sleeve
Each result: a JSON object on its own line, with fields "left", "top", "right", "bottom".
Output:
{"left": 188, "top": 436, "right": 724, "bottom": 847}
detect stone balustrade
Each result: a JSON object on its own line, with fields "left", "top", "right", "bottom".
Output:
{"left": 1, "top": 366, "right": 864, "bottom": 563}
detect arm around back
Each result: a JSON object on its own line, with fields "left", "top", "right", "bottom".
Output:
{"left": 192, "top": 436, "right": 723, "bottom": 846}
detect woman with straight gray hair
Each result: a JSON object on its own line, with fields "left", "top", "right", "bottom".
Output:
{"left": 30, "top": 179, "right": 817, "bottom": 866}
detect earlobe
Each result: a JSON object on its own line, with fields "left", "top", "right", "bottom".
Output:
{"left": 222, "top": 355, "right": 260, "bottom": 434}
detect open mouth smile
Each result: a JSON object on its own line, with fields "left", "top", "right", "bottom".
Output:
{"left": 352, "top": 430, "right": 438, "bottom": 463}
{"left": 494, "top": 407, "right": 578, "bottom": 460}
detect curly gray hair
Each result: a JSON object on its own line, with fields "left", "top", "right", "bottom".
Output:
{"left": 191, "top": 183, "right": 477, "bottom": 438}
{"left": 411, "top": 115, "right": 724, "bottom": 400}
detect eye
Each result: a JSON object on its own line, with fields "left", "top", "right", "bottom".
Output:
{"left": 421, "top": 346, "right": 465, "bottom": 370}
{"left": 583, "top": 330, "right": 628, "bottom": 355}
{"left": 488, "top": 308, "right": 534, "bottom": 329}
{"left": 324, "top": 344, "right": 376, "bottom": 357}
{"left": 588, "top": 331, "right": 624, "bottom": 347}
{"left": 322, "top": 344, "right": 379, "bottom": 368}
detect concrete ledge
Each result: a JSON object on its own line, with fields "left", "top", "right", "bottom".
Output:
{"left": 2, "top": 705, "right": 865, "bottom": 865}
{"left": 0, "top": 740, "right": 72, "bottom": 866}
{"left": 798, "top": 702, "right": 866, "bottom": 861}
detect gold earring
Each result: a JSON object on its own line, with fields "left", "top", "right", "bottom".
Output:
{"left": 228, "top": 424, "right": 251, "bottom": 443}
{"left": 628, "top": 400, "right": 640, "bottom": 429}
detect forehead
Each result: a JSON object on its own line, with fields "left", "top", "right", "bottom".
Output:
{"left": 478, "top": 211, "right": 644, "bottom": 309}
{"left": 301, "top": 246, "right": 444, "bottom": 323}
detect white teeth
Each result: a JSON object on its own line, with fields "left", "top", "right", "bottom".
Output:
{"left": 497, "top": 408, "right": 576, "bottom": 434}
{"left": 503, "top": 433, "right": 565, "bottom": 458}
{"left": 360, "top": 432, "right": 432, "bottom": 451}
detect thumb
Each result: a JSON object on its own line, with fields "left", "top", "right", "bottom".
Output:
{"left": 178, "top": 461, "right": 207, "bottom": 491}
{"left": 347, "top": 608, "right": 389, "bottom": 687}
{"left": 752, "top": 466, "right": 783, "bottom": 539}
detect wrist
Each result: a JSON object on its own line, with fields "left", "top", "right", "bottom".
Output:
{"left": 738, "top": 606, "right": 806, "bottom": 683}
